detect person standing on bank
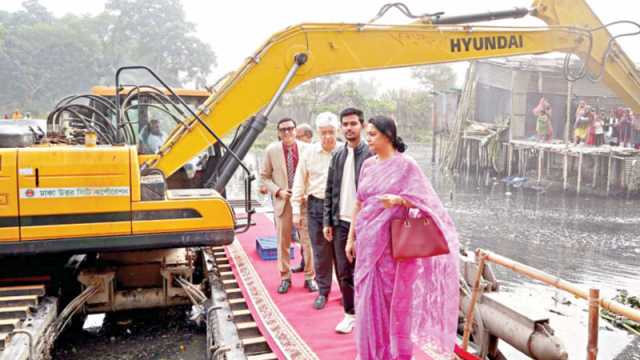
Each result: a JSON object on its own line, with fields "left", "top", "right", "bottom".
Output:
{"left": 291, "top": 113, "right": 340, "bottom": 308}
{"left": 345, "top": 116, "right": 460, "bottom": 359}
{"left": 260, "top": 118, "right": 313, "bottom": 294}
{"left": 323, "top": 107, "right": 371, "bottom": 334}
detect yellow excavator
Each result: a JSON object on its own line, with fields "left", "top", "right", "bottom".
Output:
{"left": 1, "top": 0, "right": 639, "bottom": 255}
{"left": 0, "top": 0, "right": 638, "bottom": 352}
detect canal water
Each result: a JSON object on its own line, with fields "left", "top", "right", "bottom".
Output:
{"left": 235, "top": 144, "right": 640, "bottom": 359}
{"left": 416, "top": 147, "right": 640, "bottom": 359}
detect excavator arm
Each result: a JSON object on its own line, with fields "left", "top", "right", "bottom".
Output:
{"left": 532, "top": 0, "right": 640, "bottom": 114}
{"left": 147, "top": 0, "right": 640, "bottom": 182}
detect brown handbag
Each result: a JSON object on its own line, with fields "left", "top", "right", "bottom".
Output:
{"left": 391, "top": 211, "right": 450, "bottom": 261}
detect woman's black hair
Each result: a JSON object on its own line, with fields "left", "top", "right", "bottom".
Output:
{"left": 368, "top": 115, "right": 407, "bottom": 153}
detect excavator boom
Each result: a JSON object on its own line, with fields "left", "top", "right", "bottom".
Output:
{"left": 146, "top": 0, "right": 640, "bottom": 181}
{"left": 533, "top": 0, "right": 640, "bottom": 114}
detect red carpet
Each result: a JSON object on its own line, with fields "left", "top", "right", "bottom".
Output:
{"left": 227, "top": 213, "right": 479, "bottom": 360}
{"left": 228, "top": 213, "right": 355, "bottom": 359}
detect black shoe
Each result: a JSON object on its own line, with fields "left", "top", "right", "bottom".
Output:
{"left": 291, "top": 264, "right": 304, "bottom": 273}
{"left": 277, "top": 279, "right": 291, "bottom": 294}
{"left": 313, "top": 295, "right": 327, "bottom": 310}
{"left": 304, "top": 279, "right": 319, "bottom": 292}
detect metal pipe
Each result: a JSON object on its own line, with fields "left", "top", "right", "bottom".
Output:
{"left": 116, "top": 66, "right": 253, "bottom": 177}
{"left": 263, "top": 53, "right": 308, "bottom": 116}
{"left": 7, "top": 329, "right": 33, "bottom": 360}
{"left": 212, "top": 53, "right": 308, "bottom": 193}
{"left": 460, "top": 295, "right": 568, "bottom": 359}
{"left": 211, "top": 345, "right": 230, "bottom": 360}
{"left": 431, "top": 7, "right": 530, "bottom": 25}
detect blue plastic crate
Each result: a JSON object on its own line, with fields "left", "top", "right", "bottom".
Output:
{"left": 256, "top": 236, "right": 295, "bottom": 261}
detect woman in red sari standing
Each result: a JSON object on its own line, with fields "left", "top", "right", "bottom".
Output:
{"left": 346, "top": 116, "right": 460, "bottom": 360}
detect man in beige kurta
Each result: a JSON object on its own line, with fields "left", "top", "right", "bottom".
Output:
{"left": 260, "top": 118, "right": 316, "bottom": 294}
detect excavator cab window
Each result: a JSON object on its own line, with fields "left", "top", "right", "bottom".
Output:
{"left": 87, "top": 86, "right": 211, "bottom": 155}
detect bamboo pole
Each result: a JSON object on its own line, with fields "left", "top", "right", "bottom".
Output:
{"left": 592, "top": 156, "right": 599, "bottom": 188}
{"left": 462, "top": 251, "right": 487, "bottom": 351}
{"left": 537, "top": 148, "right": 544, "bottom": 183}
{"left": 563, "top": 151, "right": 569, "bottom": 191}
{"left": 466, "top": 140, "right": 471, "bottom": 175}
{"left": 476, "top": 142, "right": 481, "bottom": 179}
{"left": 607, "top": 151, "right": 613, "bottom": 195}
{"left": 432, "top": 99, "right": 437, "bottom": 165}
{"left": 508, "top": 144, "right": 513, "bottom": 176}
{"left": 478, "top": 249, "right": 640, "bottom": 323}
{"left": 565, "top": 82, "right": 573, "bottom": 144}
{"left": 587, "top": 288, "right": 600, "bottom": 360}
{"left": 577, "top": 152, "right": 584, "bottom": 195}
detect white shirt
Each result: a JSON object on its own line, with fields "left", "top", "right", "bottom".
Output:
{"left": 339, "top": 146, "right": 357, "bottom": 222}
{"left": 146, "top": 132, "right": 166, "bottom": 153}
{"left": 291, "top": 143, "right": 334, "bottom": 216}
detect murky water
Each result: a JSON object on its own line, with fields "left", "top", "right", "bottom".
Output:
{"left": 420, "top": 146, "right": 640, "bottom": 359}
{"left": 233, "top": 144, "right": 640, "bottom": 359}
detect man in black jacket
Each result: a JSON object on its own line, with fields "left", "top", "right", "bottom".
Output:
{"left": 321, "top": 107, "right": 371, "bottom": 334}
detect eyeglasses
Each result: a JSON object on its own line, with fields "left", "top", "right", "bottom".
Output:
{"left": 278, "top": 126, "right": 295, "bottom": 133}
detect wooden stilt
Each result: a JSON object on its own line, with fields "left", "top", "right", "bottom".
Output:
{"left": 546, "top": 150, "right": 552, "bottom": 175}
{"left": 563, "top": 151, "right": 569, "bottom": 191}
{"left": 537, "top": 149, "right": 544, "bottom": 183}
{"left": 617, "top": 159, "right": 627, "bottom": 190}
{"left": 607, "top": 151, "right": 613, "bottom": 195}
{"left": 592, "top": 155, "right": 599, "bottom": 188}
{"left": 577, "top": 152, "right": 584, "bottom": 195}
{"left": 565, "top": 82, "right": 573, "bottom": 144}
{"left": 508, "top": 144, "right": 513, "bottom": 176}
{"left": 476, "top": 143, "right": 481, "bottom": 179}
{"left": 466, "top": 140, "right": 471, "bottom": 175}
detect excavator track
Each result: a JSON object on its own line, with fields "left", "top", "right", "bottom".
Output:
{"left": 205, "top": 246, "right": 276, "bottom": 360}
{"left": 0, "top": 242, "right": 276, "bottom": 360}
{"left": 0, "top": 284, "right": 45, "bottom": 350}
{"left": 0, "top": 281, "right": 56, "bottom": 360}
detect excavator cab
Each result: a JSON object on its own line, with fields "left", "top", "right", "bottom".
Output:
{"left": 0, "top": 67, "right": 256, "bottom": 257}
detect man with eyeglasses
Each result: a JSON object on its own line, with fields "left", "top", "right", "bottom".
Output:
{"left": 260, "top": 118, "right": 315, "bottom": 294}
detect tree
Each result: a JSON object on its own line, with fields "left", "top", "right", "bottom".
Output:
{"left": 0, "top": 0, "right": 217, "bottom": 114}
{"left": 275, "top": 76, "right": 340, "bottom": 124}
{"left": 0, "top": 13, "right": 101, "bottom": 112}
{"left": 381, "top": 88, "right": 432, "bottom": 141}
{"left": 411, "top": 64, "right": 456, "bottom": 93}
{"left": 101, "top": 0, "right": 216, "bottom": 87}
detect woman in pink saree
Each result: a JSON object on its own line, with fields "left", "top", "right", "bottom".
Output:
{"left": 346, "top": 116, "right": 460, "bottom": 359}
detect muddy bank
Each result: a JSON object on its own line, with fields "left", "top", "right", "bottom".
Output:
{"left": 53, "top": 306, "right": 205, "bottom": 360}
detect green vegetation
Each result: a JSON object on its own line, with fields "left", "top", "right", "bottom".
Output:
{"left": 601, "top": 290, "right": 640, "bottom": 336}
{"left": 0, "top": 0, "right": 215, "bottom": 115}
{"left": 268, "top": 65, "right": 456, "bottom": 143}
{"left": 1, "top": 0, "right": 456, "bottom": 145}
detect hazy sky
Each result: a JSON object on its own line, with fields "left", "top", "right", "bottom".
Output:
{"left": 3, "top": 0, "right": 640, "bottom": 89}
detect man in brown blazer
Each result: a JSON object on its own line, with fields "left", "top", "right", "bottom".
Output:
{"left": 260, "top": 118, "right": 317, "bottom": 294}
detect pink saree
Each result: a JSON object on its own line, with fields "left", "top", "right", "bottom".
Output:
{"left": 354, "top": 153, "right": 460, "bottom": 360}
